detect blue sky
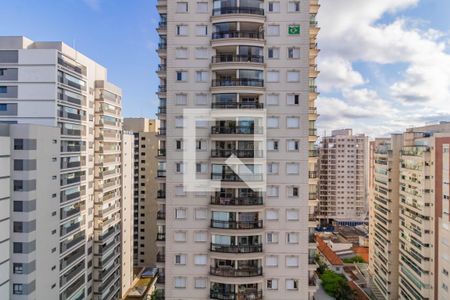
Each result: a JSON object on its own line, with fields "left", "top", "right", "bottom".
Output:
{"left": 1, "top": 0, "right": 450, "bottom": 136}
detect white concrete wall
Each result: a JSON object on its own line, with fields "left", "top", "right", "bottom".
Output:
{"left": 0, "top": 136, "right": 11, "bottom": 299}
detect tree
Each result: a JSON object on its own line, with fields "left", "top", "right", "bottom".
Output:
{"left": 320, "top": 270, "right": 355, "bottom": 300}
{"left": 343, "top": 255, "right": 365, "bottom": 263}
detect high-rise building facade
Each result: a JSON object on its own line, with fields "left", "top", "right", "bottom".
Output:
{"left": 368, "top": 123, "right": 450, "bottom": 300}
{"left": 318, "top": 129, "right": 369, "bottom": 226}
{"left": 123, "top": 118, "right": 159, "bottom": 267}
{"left": 156, "top": 1, "right": 320, "bottom": 299}
{"left": 0, "top": 36, "right": 130, "bottom": 300}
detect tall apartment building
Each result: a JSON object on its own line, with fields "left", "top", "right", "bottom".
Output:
{"left": 156, "top": 0, "right": 320, "bottom": 299}
{"left": 123, "top": 118, "right": 159, "bottom": 267}
{"left": 318, "top": 129, "right": 369, "bottom": 226}
{"left": 0, "top": 36, "right": 130, "bottom": 300}
{"left": 368, "top": 122, "right": 450, "bottom": 300}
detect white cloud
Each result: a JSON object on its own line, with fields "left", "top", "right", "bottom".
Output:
{"left": 317, "top": 0, "right": 450, "bottom": 137}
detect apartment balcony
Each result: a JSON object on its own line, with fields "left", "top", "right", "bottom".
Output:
{"left": 210, "top": 243, "right": 262, "bottom": 254}
{"left": 309, "top": 171, "right": 318, "bottom": 179}
{"left": 157, "top": 128, "right": 166, "bottom": 136}
{"left": 58, "top": 110, "right": 86, "bottom": 122}
{"left": 310, "top": 0, "right": 320, "bottom": 16}
{"left": 213, "top": 54, "right": 263, "bottom": 64}
{"left": 58, "top": 91, "right": 86, "bottom": 107}
{"left": 210, "top": 290, "right": 263, "bottom": 300}
{"left": 211, "top": 219, "right": 263, "bottom": 230}
{"left": 156, "top": 233, "right": 166, "bottom": 241}
{"left": 157, "top": 190, "right": 166, "bottom": 199}
{"left": 309, "top": 149, "right": 319, "bottom": 157}
{"left": 156, "top": 0, "right": 167, "bottom": 13}
{"left": 212, "top": 6, "right": 264, "bottom": 16}
{"left": 157, "top": 85, "right": 167, "bottom": 94}
{"left": 309, "top": 21, "right": 320, "bottom": 37}
{"left": 156, "top": 253, "right": 165, "bottom": 263}
{"left": 211, "top": 149, "right": 264, "bottom": 159}
{"left": 210, "top": 195, "right": 263, "bottom": 206}
{"left": 157, "top": 21, "right": 167, "bottom": 33}
{"left": 211, "top": 126, "right": 264, "bottom": 135}
{"left": 212, "top": 101, "right": 264, "bottom": 109}
{"left": 58, "top": 57, "right": 87, "bottom": 76}
{"left": 211, "top": 172, "right": 263, "bottom": 182}
{"left": 156, "top": 64, "right": 167, "bottom": 77}
{"left": 309, "top": 192, "right": 318, "bottom": 200}
{"left": 213, "top": 30, "right": 264, "bottom": 40}
{"left": 212, "top": 78, "right": 264, "bottom": 88}
{"left": 309, "top": 128, "right": 318, "bottom": 136}
{"left": 156, "top": 106, "right": 167, "bottom": 117}
{"left": 210, "top": 266, "right": 262, "bottom": 277}
{"left": 157, "top": 211, "right": 166, "bottom": 220}
{"left": 157, "top": 148, "right": 166, "bottom": 157}
{"left": 156, "top": 170, "right": 166, "bottom": 178}
{"left": 157, "top": 43, "right": 167, "bottom": 56}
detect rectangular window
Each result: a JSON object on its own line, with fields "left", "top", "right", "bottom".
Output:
{"left": 287, "top": 71, "right": 300, "bottom": 82}
{"left": 174, "top": 231, "right": 187, "bottom": 242}
{"left": 287, "top": 140, "right": 299, "bottom": 151}
{"left": 266, "top": 94, "right": 279, "bottom": 105}
{"left": 195, "top": 208, "right": 208, "bottom": 219}
{"left": 266, "top": 209, "right": 279, "bottom": 220}
{"left": 176, "top": 25, "right": 189, "bottom": 36}
{"left": 267, "top": 25, "right": 280, "bottom": 36}
{"left": 267, "top": 186, "right": 279, "bottom": 197}
{"left": 288, "top": 1, "right": 300, "bottom": 12}
{"left": 267, "top": 279, "right": 278, "bottom": 290}
{"left": 196, "top": 71, "right": 209, "bottom": 82}
{"left": 267, "top": 117, "right": 279, "bottom": 128}
{"left": 176, "top": 94, "right": 188, "bottom": 105}
{"left": 0, "top": 103, "right": 6, "bottom": 111}
{"left": 0, "top": 86, "right": 7, "bottom": 93}
{"left": 175, "top": 185, "right": 186, "bottom": 196}
{"left": 176, "top": 2, "right": 188, "bottom": 13}
{"left": 194, "top": 231, "right": 207, "bottom": 242}
{"left": 176, "top": 162, "right": 185, "bottom": 173}
{"left": 194, "top": 255, "right": 207, "bottom": 265}
{"left": 176, "top": 71, "right": 188, "bottom": 81}
{"left": 267, "top": 232, "right": 279, "bottom": 244}
{"left": 268, "top": 47, "right": 280, "bottom": 59}
{"left": 288, "top": 47, "right": 300, "bottom": 59}
{"left": 195, "top": 47, "right": 208, "bottom": 59}
{"left": 288, "top": 186, "right": 299, "bottom": 197}
{"left": 267, "top": 71, "right": 280, "bottom": 82}
{"left": 266, "top": 256, "right": 278, "bottom": 267}
{"left": 176, "top": 208, "right": 187, "bottom": 219}
{"left": 13, "top": 263, "right": 24, "bottom": 274}
{"left": 175, "top": 116, "right": 184, "bottom": 128}
{"left": 287, "top": 210, "right": 299, "bottom": 220}
{"left": 196, "top": 25, "right": 208, "bottom": 36}
{"left": 195, "top": 278, "right": 207, "bottom": 288}
{"left": 287, "top": 117, "right": 300, "bottom": 128}
{"left": 13, "top": 284, "right": 23, "bottom": 295}
{"left": 196, "top": 163, "right": 208, "bottom": 174}
{"left": 286, "top": 279, "right": 298, "bottom": 290}
{"left": 175, "top": 277, "right": 187, "bottom": 288}
{"left": 286, "top": 163, "right": 299, "bottom": 174}
{"left": 176, "top": 48, "right": 188, "bottom": 59}
{"left": 267, "top": 163, "right": 279, "bottom": 174}
{"left": 287, "top": 94, "right": 300, "bottom": 105}
{"left": 268, "top": 1, "right": 280, "bottom": 12}
{"left": 195, "top": 94, "right": 208, "bottom": 105}
{"left": 267, "top": 140, "right": 279, "bottom": 151}
{"left": 286, "top": 256, "right": 299, "bottom": 267}
{"left": 196, "top": 2, "right": 208, "bottom": 13}
{"left": 175, "top": 254, "right": 187, "bottom": 265}
{"left": 287, "top": 232, "right": 298, "bottom": 244}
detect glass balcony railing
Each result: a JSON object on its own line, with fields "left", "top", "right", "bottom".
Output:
{"left": 210, "top": 243, "right": 262, "bottom": 253}
{"left": 211, "top": 102, "right": 264, "bottom": 109}
{"left": 211, "top": 219, "right": 263, "bottom": 229}
{"left": 210, "top": 266, "right": 262, "bottom": 277}
{"left": 210, "top": 195, "right": 263, "bottom": 206}
{"left": 212, "top": 78, "right": 264, "bottom": 87}
{"left": 211, "top": 149, "right": 264, "bottom": 158}
{"left": 212, "top": 54, "right": 264, "bottom": 64}
{"left": 211, "top": 172, "right": 263, "bottom": 182}
{"left": 211, "top": 126, "right": 263, "bottom": 134}
{"left": 212, "top": 6, "right": 264, "bottom": 16}
{"left": 210, "top": 290, "right": 263, "bottom": 300}
{"left": 212, "top": 31, "right": 264, "bottom": 40}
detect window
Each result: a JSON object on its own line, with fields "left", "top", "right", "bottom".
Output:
{"left": 175, "top": 231, "right": 187, "bottom": 242}
{"left": 196, "top": 71, "right": 208, "bottom": 82}
{"left": 195, "top": 278, "right": 207, "bottom": 288}
{"left": 176, "top": 2, "right": 188, "bottom": 13}
{"left": 195, "top": 208, "right": 208, "bottom": 219}
{"left": 287, "top": 232, "right": 299, "bottom": 244}
{"left": 196, "top": 2, "right": 208, "bottom": 13}
{"left": 176, "top": 162, "right": 184, "bottom": 173}
{"left": 14, "top": 139, "right": 36, "bottom": 150}
{"left": 287, "top": 71, "right": 300, "bottom": 82}
{"left": 286, "top": 256, "right": 299, "bottom": 267}
{"left": 287, "top": 117, "right": 299, "bottom": 128}
{"left": 0, "top": 69, "right": 5, "bottom": 76}
{"left": 267, "top": 117, "right": 279, "bottom": 128}
{"left": 268, "top": 47, "right": 280, "bottom": 59}
{"left": 287, "top": 210, "right": 299, "bottom": 221}
{"left": 196, "top": 94, "right": 208, "bottom": 105}
{"left": 288, "top": 186, "right": 299, "bottom": 197}
{"left": 176, "top": 25, "right": 189, "bottom": 36}
{"left": 0, "top": 86, "right": 7, "bottom": 93}
{"left": 175, "top": 116, "right": 184, "bottom": 127}
{"left": 196, "top": 25, "right": 208, "bottom": 36}
{"left": 266, "top": 256, "right": 278, "bottom": 267}
{"left": 13, "top": 284, "right": 23, "bottom": 295}
{"left": 176, "top": 48, "right": 188, "bottom": 59}
{"left": 175, "top": 254, "right": 187, "bottom": 265}
{"left": 266, "top": 209, "right": 279, "bottom": 220}
{"left": 267, "top": 232, "right": 279, "bottom": 244}
{"left": 176, "top": 94, "right": 188, "bottom": 105}
{"left": 175, "top": 208, "right": 187, "bottom": 219}
{"left": 267, "top": 185, "right": 279, "bottom": 197}
{"left": 175, "top": 185, "right": 186, "bottom": 196}
{"left": 287, "top": 94, "right": 300, "bottom": 105}
{"left": 195, "top": 47, "right": 208, "bottom": 59}
{"left": 194, "top": 255, "right": 207, "bottom": 265}
{"left": 175, "top": 277, "right": 187, "bottom": 288}
{"left": 0, "top": 103, "right": 6, "bottom": 111}
{"left": 288, "top": 47, "right": 300, "bottom": 59}
{"left": 288, "top": 1, "right": 300, "bottom": 12}
{"left": 176, "top": 139, "right": 184, "bottom": 150}
{"left": 266, "top": 94, "right": 279, "bottom": 105}
{"left": 287, "top": 140, "right": 299, "bottom": 151}
{"left": 286, "top": 163, "right": 299, "bottom": 175}
{"left": 268, "top": 1, "right": 280, "bottom": 12}
{"left": 267, "top": 71, "right": 280, "bottom": 82}
{"left": 286, "top": 279, "right": 298, "bottom": 290}
{"left": 267, "top": 163, "right": 279, "bottom": 174}
{"left": 13, "top": 263, "right": 23, "bottom": 274}
{"left": 196, "top": 139, "right": 207, "bottom": 150}
{"left": 267, "top": 140, "right": 279, "bottom": 151}
{"left": 194, "top": 231, "right": 207, "bottom": 242}
{"left": 267, "top": 279, "right": 278, "bottom": 290}
{"left": 176, "top": 71, "right": 188, "bottom": 81}
{"left": 267, "top": 25, "right": 280, "bottom": 36}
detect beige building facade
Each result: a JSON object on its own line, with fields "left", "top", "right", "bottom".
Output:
{"left": 156, "top": 0, "right": 320, "bottom": 299}
{"left": 318, "top": 129, "right": 369, "bottom": 226}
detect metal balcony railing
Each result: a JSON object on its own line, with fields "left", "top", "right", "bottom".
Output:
{"left": 210, "top": 219, "right": 263, "bottom": 230}
{"left": 212, "top": 78, "right": 264, "bottom": 87}
{"left": 212, "top": 54, "right": 264, "bottom": 64}
{"left": 212, "top": 31, "right": 264, "bottom": 40}
{"left": 210, "top": 195, "right": 263, "bottom": 206}
{"left": 210, "top": 243, "right": 263, "bottom": 253}
{"left": 210, "top": 266, "right": 263, "bottom": 277}
{"left": 211, "top": 149, "right": 264, "bottom": 158}
{"left": 211, "top": 102, "right": 264, "bottom": 109}
{"left": 211, "top": 126, "right": 263, "bottom": 134}
{"left": 212, "top": 6, "right": 264, "bottom": 16}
